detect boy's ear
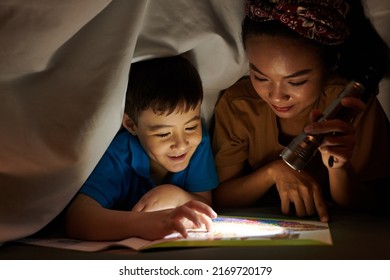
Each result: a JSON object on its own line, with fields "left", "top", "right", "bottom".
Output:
{"left": 122, "top": 113, "right": 137, "bottom": 136}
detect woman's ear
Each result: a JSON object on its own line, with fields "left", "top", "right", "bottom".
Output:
{"left": 122, "top": 113, "right": 137, "bottom": 136}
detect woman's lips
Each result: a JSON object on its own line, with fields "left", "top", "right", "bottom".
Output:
{"left": 272, "top": 104, "right": 293, "bottom": 113}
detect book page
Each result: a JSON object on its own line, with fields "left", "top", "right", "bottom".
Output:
{"left": 15, "top": 216, "right": 332, "bottom": 252}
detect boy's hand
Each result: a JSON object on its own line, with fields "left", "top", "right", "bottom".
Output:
{"left": 132, "top": 184, "right": 192, "bottom": 212}
{"left": 139, "top": 200, "right": 218, "bottom": 240}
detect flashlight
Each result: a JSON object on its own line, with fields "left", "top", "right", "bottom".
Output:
{"left": 280, "top": 80, "right": 366, "bottom": 171}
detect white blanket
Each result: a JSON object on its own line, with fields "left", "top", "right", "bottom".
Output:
{"left": 0, "top": 0, "right": 388, "bottom": 242}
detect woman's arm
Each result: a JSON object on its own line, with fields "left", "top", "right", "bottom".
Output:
{"left": 305, "top": 96, "right": 376, "bottom": 209}
{"left": 213, "top": 162, "right": 274, "bottom": 207}
{"left": 327, "top": 165, "right": 375, "bottom": 209}
{"left": 213, "top": 160, "right": 329, "bottom": 222}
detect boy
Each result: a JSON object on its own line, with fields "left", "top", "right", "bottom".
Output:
{"left": 66, "top": 56, "right": 218, "bottom": 241}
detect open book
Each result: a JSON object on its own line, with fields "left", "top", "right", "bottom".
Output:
{"left": 16, "top": 216, "right": 332, "bottom": 252}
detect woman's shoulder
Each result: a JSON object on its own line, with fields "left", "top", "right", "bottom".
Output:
{"left": 324, "top": 75, "right": 349, "bottom": 97}
{"left": 217, "top": 76, "right": 264, "bottom": 107}
{"left": 223, "top": 76, "right": 259, "bottom": 98}
{"left": 323, "top": 74, "right": 381, "bottom": 102}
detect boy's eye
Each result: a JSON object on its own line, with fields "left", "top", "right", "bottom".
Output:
{"left": 186, "top": 125, "right": 198, "bottom": 132}
{"left": 156, "top": 133, "right": 170, "bottom": 138}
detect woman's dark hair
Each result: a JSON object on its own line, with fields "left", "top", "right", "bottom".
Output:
{"left": 125, "top": 55, "right": 203, "bottom": 123}
{"left": 338, "top": 0, "right": 390, "bottom": 90}
{"left": 241, "top": 18, "right": 340, "bottom": 74}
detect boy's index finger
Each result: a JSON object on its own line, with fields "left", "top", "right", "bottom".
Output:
{"left": 185, "top": 200, "right": 218, "bottom": 218}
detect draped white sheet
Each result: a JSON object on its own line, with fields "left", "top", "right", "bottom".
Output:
{"left": 0, "top": 0, "right": 388, "bottom": 242}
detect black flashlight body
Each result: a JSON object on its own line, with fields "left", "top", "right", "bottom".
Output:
{"left": 280, "top": 81, "right": 365, "bottom": 171}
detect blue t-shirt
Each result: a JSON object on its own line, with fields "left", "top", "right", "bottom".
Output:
{"left": 80, "top": 124, "right": 219, "bottom": 210}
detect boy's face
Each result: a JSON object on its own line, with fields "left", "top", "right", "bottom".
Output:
{"left": 124, "top": 102, "right": 202, "bottom": 176}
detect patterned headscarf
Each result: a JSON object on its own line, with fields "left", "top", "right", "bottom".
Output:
{"left": 246, "top": 0, "right": 350, "bottom": 45}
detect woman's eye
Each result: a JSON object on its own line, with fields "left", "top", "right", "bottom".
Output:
{"left": 289, "top": 80, "right": 307, "bottom": 86}
{"left": 254, "top": 75, "right": 267, "bottom": 82}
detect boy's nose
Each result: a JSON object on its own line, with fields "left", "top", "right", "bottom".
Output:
{"left": 171, "top": 134, "right": 189, "bottom": 150}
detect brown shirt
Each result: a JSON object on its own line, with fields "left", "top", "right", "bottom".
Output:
{"left": 212, "top": 77, "right": 390, "bottom": 185}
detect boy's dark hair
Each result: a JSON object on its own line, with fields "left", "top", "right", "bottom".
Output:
{"left": 125, "top": 55, "right": 203, "bottom": 123}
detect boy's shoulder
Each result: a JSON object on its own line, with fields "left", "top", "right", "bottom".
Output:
{"left": 106, "top": 128, "right": 133, "bottom": 154}
{"left": 200, "top": 122, "right": 211, "bottom": 143}
{"left": 112, "top": 127, "right": 131, "bottom": 141}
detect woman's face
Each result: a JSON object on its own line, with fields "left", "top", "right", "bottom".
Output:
{"left": 246, "top": 35, "right": 327, "bottom": 120}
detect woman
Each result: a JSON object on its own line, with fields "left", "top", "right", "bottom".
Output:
{"left": 212, "top": 0, "right": 390, "bottom": 222}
